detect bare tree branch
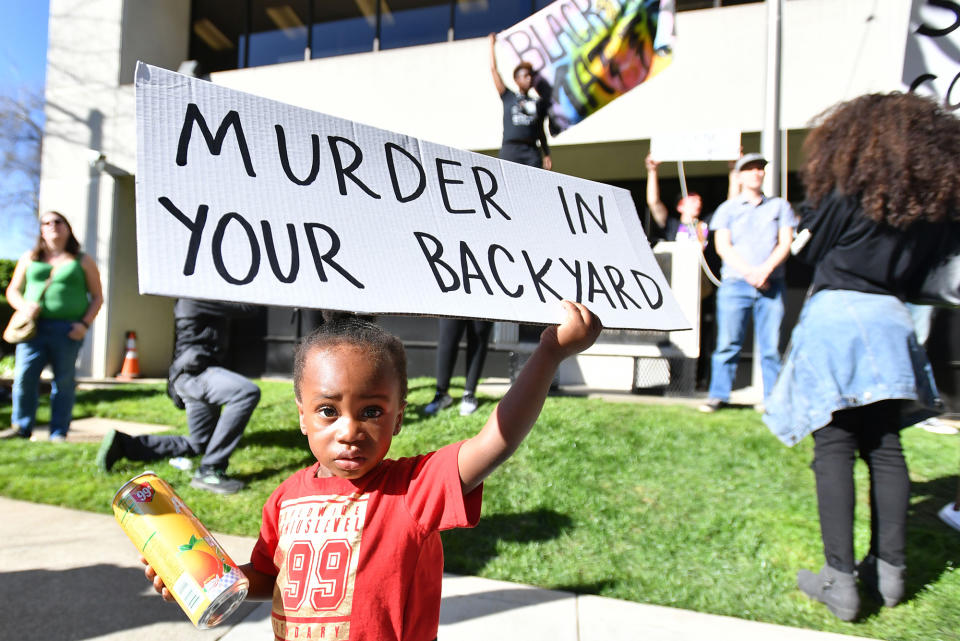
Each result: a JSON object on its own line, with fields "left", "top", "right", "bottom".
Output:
{"left": 0, "top": 85, "right": 44, "bottom": 217}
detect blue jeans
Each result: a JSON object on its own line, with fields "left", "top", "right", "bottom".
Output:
{"left": 708, "top": 278, "right": 785, "bottom": 403}
{"left": 11, "top": 319, "right": 84, "bottom": 437}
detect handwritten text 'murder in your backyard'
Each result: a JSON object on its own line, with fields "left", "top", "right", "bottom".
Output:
{"left": 158, "top": 103, "right": 663, "bottom": 312}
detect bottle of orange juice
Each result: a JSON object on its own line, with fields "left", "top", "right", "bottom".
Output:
{"left": 112, "top": 471, "right": 249, "bottom": 628}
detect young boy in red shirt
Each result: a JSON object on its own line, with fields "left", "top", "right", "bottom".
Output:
{"left": 143, "top": 300, "right": 601, "bottom": 640}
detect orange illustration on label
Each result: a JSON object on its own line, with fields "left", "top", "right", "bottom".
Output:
{"left": 111, "top": 472, "right": 249, "bottom": 629}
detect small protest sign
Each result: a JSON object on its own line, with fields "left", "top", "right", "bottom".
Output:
{"left": 650, "top": 130, "right": 741, "bottom": 162}
{"left": 135, "top": 63, "right": 688, "bottom": 330}
{"left": 497, "top": 0, "right": 675, "bottom": 135}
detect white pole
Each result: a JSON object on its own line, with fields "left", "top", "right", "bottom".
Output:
{"left": 761, "top": 0, "right": 783, "bottom": 198}
{"left": 754, "top": 0, "right": 783, "bottom": 403}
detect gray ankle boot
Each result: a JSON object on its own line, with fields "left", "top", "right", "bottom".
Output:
{"left": 797, "top": 565, "right": 860, "bottom": 621}
{"left": 857, "top": 554, "right": 906, "bottom": 607}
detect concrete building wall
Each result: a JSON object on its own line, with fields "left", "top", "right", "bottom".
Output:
{"left": 208, "top": 1, "right": 910, "bottom": 153}
{"left": 37, "top": 0, "right": 915, "bottom": 380}
{"left": 40, "top": 0, "right": 189, "bottom": 377}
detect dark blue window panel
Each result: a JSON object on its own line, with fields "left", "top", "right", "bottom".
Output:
{"left": 189, "top": 0, "right": 245, "bottom": 73}
{"left": 454, "top": 0, "right": 532, "bottom": 40}
{"left": 311, "top": 1, "right": 376, "bottom": 58}
{"left": 246, "top": 0, "right": 310, "bottom": 67}
{"left": 379, "top": 0, "right": 450, "bottom": 50}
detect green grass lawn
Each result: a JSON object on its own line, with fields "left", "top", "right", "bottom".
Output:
{"left": 1, "top": 377, "right": 958, "bottom": 640}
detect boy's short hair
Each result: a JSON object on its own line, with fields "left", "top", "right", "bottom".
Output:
{"left": 293, "top": 315, "right": 408, "bottom": 401}
{"left": 513, "top": 61, "right": 534, "bottom": 79}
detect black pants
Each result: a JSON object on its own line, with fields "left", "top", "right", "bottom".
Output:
{"left": 434, "top": 319, "right": 493, "bottom": 395}
{"left": 811, "top": 400, "right": 909, "bottom": 572}
{"left": 499, "top": 141, "right": 542, "bottom": 167}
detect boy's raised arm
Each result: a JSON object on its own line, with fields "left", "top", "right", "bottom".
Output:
{"left": 457, "top": 301, "right": 601, "bottom": 493}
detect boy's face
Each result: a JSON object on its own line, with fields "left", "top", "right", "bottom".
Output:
{"left": 297, "top": 344, "right": 406, "bottom": 480}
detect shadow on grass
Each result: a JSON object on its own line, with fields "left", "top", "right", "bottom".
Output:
{"left": 75, "top": 386, "right": 165, "bottom": 404}
{"left": 442, "top": 508, "right": 573, "bottom": 576}
{"left": 242, "top": 426, "right": 304, "bottom": 448}
{"left": 903, "top": 475, "right": 960, "bottom": 604}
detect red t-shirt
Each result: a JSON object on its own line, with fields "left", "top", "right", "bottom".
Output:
{"left": 251, "top": 441, "right": 482, "bottom": 641}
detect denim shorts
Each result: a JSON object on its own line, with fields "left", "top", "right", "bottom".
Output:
{"left": 763, "top": 289, "right": 943, "bottom": 446}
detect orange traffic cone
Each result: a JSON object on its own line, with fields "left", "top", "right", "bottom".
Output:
{"left": 117, "top": 331, "right": 140, "bottom": 380}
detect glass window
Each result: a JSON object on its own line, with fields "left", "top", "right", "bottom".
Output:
{"left": 676, "top": 0, "right": 716, "bottom": 9}
{"left": 311, "top": 0, "right": 377, "bottom": 58}
{"left": 454, "top": 0, "right": 532, "bottom": 40}
{"left": 676, "top": 0, "right": 763, "bottom": 9}
{"left": 379, "top": 0, "right": 450, "bottom": 50}
{"left": 246, "top": 0, "right": 310, "bottom": 67}
{"left": 189, "top": 0, "right": 246, "bottom": 73}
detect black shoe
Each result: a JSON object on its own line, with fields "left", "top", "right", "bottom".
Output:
{"left": 423, "top": 392, "right": 453, "bottom": 415}
{"left": 191, "top": 468, "right": 245, "bottom": 495}
{"left": 0, "top": 426, "right": 30, "bottom": 440}
{"left": 96, "top": 429, "right": 128, "bottom": 472}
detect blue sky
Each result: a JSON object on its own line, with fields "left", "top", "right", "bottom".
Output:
{"left": 0, "top": 0, "right": 49, "bottom": 259}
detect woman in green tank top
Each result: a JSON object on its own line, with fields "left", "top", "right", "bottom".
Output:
{"left": 2, "top": 211, "right": 103, "bottom": 442}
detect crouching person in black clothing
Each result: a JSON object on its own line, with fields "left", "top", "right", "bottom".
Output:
{"left": 97, "top": 299, "right": 261, "bottom": 494}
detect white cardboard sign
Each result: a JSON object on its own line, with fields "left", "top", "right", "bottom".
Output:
{"left": 649, "top": 129, "right": 741, "bottom": 162}
{"left": 135, "top": 63, "right": 688, "bottom": 330}
{"left": 902, "top": 0, "right": 960, "bottom": 113}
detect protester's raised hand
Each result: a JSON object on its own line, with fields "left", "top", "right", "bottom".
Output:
{"left": 645, "top": 153, "right": 660, "bottom": 172}
{"left": 139, "top": 554, "right": 175, "bottom": 602}
{"left": 540, "top": 300, "right": 602, "bottom": 360}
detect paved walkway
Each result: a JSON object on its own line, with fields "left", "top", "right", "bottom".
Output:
{"left": 0, "top": 496, "right": 874, "bottom": 641}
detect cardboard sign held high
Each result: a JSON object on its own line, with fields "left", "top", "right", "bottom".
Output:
{"left": 134, "top": 63, "right": 687, "bottom": 331}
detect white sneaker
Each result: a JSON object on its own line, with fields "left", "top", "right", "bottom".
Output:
{"left": 939, "top": 503, "right": 960, "bottom": 533}
{"left": 459, "top": 394, "right": 479, "bottom": 416}
{"left": 698, "top": 398, "right": 724, "bottom": 413}
{"left": 424, "top": 393, "right": 453, "bottom": 415}
{"left": 918, "top": 418, "right": 958, "bottom": 435}
{"left": 169, "top": 456, "right": 193, "bottom": 471}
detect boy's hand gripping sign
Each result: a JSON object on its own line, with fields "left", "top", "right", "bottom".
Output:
{"left": 134, "top": 63, "right": 687, "bottom": 330}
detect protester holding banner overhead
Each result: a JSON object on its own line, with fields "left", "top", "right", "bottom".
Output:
{"left": 763, "top": 93, "right": 959, "bottom": 621}
{"left": 494, "top": 1, "right": 674, "bottom": 135}
{"left": 489, "top": 32, "right": 552, "bottom": 170}
{"left": 1, "top": 211, "right": 103, "bottom": 442}
{"left": 97, "top": 299, "right": 261, "bottom": 494}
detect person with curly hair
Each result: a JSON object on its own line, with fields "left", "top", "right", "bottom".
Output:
{"left": 763, "top": 92, "right": 960, "bottom": 621}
